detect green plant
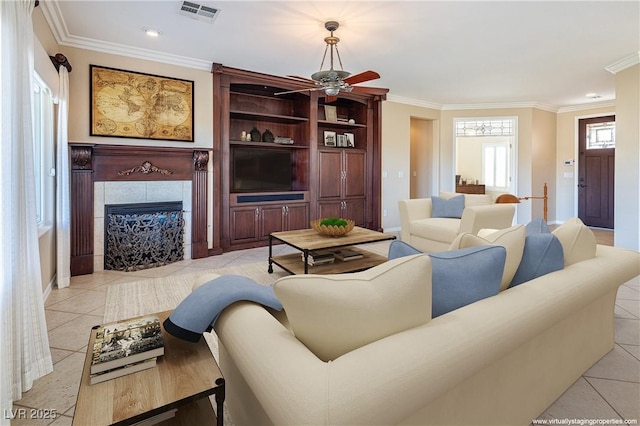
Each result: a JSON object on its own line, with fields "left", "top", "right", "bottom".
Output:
{"left": 319, "top": 217, "right": 348, "bottom": 227}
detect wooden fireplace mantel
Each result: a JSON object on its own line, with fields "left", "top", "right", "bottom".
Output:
{"left": 69, "top": 144, "right": 215, "bottom": 276}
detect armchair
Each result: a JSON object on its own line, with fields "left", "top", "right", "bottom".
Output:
{"left": 398, "top": 194, "right": 515, "bottom": 252}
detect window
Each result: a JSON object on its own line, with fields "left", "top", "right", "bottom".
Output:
{"left": 455, "top": 118, "right": 516, "bottom": 193}
{"left": 32, "top": 73, "right": 54, "bottom": 226}
{"left": 586, "top": 121, "right": 615, "bottom": 149}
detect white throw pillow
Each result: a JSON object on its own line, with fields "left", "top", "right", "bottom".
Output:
{"left": 450, "top": 225, "right": 526, "bottom": 291}
{"left": 273, "top": 254, "right": 432, "bottom": 362}
{"left": 552, "top": 217, "right": 597, "bottom": 266}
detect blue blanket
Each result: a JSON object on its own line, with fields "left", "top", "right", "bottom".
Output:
{"left": 164, "top": 275, "right": 283, "bottom": 342}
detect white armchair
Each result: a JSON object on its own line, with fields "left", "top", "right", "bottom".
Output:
{"left": 398, "top": 194, "right": 515, "bottom": 252}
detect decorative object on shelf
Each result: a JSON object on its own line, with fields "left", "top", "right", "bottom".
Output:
{"left": 344, "top": 132, "right": 355, "bottom": 148}
{"left": 337, "top": 134, "right": 347, "bottom": 147}
{"left": 262, "top": 129, "right": 274, "bottom": 142}
{"left": 496, "top": 183, "right": 549, "bottom": 222}
{"left": 241, "top": 131, "right": 247, "bottom": 141}
{"left": 274, "top": 21, "right": 384, "bottom": 102}
{"left": 90, "top": 65, "right": 194, "bottom": 141}
{"left": 323, "top": 131, "right": 337, "bottom": 146}
{"left": 324, "top": 105, "right": 338, "bottom": 122}
{"left": 274, "top": 136, "right": 294, "bottom": 144}
{"left": 348, "top": 118, "right": 355, "bottom": 124}
{"left": 311, "top": 217, "right": 355, "bottom": 237}
{"left": 250, "top": 127, "right": 261, "bottom": 142}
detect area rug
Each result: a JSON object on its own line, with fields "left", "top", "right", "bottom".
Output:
{"left": 103, "top": 261, "right": 286, "bottom": 323}
{"left": 103, "top": 260, "right": 288, "bottom": 426}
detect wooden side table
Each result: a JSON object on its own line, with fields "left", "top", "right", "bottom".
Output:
{"left": 73, "top": 311, "right": 224, "bottom": 426}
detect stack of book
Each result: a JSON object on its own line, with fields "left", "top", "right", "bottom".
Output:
{"left": 89, "top": 315, "right": 165, "bottom": 385}
{"left": 302, "top": 249, "right": 335, "bottom": 266}
{"left": 333, "top": 247, "right": 364, "bottom": 261}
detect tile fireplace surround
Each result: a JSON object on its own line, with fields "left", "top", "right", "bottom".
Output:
{"left": 70, "top": 144, "right": 213, "bottom": 276}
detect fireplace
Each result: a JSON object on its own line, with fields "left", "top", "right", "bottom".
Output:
{"left": 104, "top": 201, "right": 184, "bottom": 271}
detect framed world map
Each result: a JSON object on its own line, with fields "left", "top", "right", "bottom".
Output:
{"left": 90, "top": 65, "right": 194, "bottom": 142}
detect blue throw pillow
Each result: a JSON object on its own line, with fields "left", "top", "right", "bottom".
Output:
{"left": 509, "top": 233, "right": 564, "bottom": 288}
{"left": 389, "top": 241, "right": 506, "bottom": 318}
{"left": 430, "top": 246, "right": 506, "bottom": 317}
{"left": 431, "top": 195, "right": 464, "bottom": 219}
{"left": 526, "top": 218, "right": 551, "bottom": 234}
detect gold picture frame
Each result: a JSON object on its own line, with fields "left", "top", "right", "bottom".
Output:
{"left": 323, "top": 105, "right": 338, "bottom": 122}
{"left": 90, "top": 65, "right": 194, "bottom": 141}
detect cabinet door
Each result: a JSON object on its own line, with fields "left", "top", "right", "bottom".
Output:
{"left": 344, "top": 198, "right": 366, "bottom": 227}
{"left": 285, "top": 203, "right": 309, "bottom": 231}
{"left": 343, "top": 151, "right": 366, "bottom": 198}
{"left": 260, "top": 205, "right": 286, "bottom": 239}
{"left": 318, "top": 201, "right": 343, "bottom": 220}
{"left": 318, "top": 150, "right": 343, "bottom": 199}
{"left": 230, "top": 207, "right": 259, "bottom": 243}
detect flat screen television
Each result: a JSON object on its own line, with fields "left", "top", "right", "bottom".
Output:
{"left": 232, "top": 147, "right": 292, "bottom": 192}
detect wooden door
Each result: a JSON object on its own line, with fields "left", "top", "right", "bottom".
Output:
{"left": 285, "top": 203, "right": 309, "bottom": 231}
{"left": 578, "top": 116, "right": 615, "bottom": 229}
{"left": 318, "top": 150, "right": 342, "bottom": 199}
{"left": 260, "top": 205, "right": 285, "bottom": 239}
{"left": 230, "top": 206, "right": 259, "bottom": 243}
{"left": 344, "top": 199, "right": 366, "bottom": 226}
{"left": 343, "top": 151, "right": 366, "bottom": 198}
{"left": 318, "top": 201, "right": 343, "bottom": 219}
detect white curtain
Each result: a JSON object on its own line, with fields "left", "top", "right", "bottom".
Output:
{"left": 56, "top": 67, "right": 71, "bottom": 289}
{"left": 0, "top": 0, "right": 54, "bottom": 419}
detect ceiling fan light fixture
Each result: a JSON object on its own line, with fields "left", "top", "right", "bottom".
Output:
{"left": 324, "top": 86, "right": 341, "bottom": 96}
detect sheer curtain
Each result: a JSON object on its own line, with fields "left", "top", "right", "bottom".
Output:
{"left": 56, "top": 66, "right": 71, "bottom": 289}
{"left": 0, "top": 0, "right": 54, "bottom": 418}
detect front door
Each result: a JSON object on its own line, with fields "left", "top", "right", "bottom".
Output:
{"left": 578, "top": 116, "right": 615, "bottom": 229}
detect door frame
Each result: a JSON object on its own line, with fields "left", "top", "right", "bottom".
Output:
{"left": 572, "top": 112, "right": 616, "bottom": 220}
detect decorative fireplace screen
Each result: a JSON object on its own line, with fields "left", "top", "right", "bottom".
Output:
{"left": 105, "top": 202, "right": 184, "bottom": 271}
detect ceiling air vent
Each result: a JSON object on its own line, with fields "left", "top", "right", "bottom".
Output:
{"left": 179, "top": 1, "right": 220, "bottom": 23}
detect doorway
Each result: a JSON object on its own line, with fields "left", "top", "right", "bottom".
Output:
{"left": 410, "top": 118, "right": 435, "bottom": 199}
{"left": 578, "top": 116, "right": 615, "bottom": 229}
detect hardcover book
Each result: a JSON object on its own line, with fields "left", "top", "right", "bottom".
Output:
{"left": 89, "top": 358, "right": 157, "bottom": 385}
{"left": 90, "top": 315, "right": 164, "bottom": 374}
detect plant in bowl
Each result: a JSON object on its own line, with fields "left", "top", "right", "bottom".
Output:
{"left": 310, "top": 217, "right": 355, "bottom": 237}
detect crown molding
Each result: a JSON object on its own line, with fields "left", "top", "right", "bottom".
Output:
{"left": 557, "top": 100, "right": 616, "bottom": 114}
{"left": 385, "top": 94, "right": 443, "bottom": 110}
{"left": 39, "top": 0, "right": 212, "bottom": 71}
{"left": 442, "top": 101, "right": 558, "bottom": 112}
{"left": 605, "top": 52, "right": 640, "bottom": 74}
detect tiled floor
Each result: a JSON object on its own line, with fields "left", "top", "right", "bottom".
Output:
{"left": 11, "top": 229, "right": 640, "bottom": 425}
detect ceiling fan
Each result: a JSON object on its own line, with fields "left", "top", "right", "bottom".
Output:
{"left": 275, "top": 21, "right": 385, "bottom": 102}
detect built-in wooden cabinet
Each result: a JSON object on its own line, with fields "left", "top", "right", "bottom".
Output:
{"left": 212, "top": 63, "right": 387, "bottom": 252}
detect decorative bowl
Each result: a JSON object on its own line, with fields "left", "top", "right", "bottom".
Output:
{"left": 310, "top": 218, "right": 355, "bottom": 237}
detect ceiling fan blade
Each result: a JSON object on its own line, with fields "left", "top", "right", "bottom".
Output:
{"left": 350, "top": 85, "right": 388, "bottom": 96}
{"left": 343, "top": 70, "right": 380, "bottom": 85}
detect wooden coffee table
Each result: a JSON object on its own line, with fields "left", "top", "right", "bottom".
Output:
{"left": 268, "top": 226, "right": 396, "bottom": 274}
{"left": 73, "top": 310, "right": 224, "bottom": 426}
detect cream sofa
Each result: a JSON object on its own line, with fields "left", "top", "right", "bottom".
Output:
{"left": 213, "top": 235, "right": 639, "bottom": 425}
{"left": 399, "top": 192, "right": 515, "bottom": 252}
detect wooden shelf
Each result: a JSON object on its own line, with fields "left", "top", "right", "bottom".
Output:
{"left": 317, "top": 119, "right": 367, "bottom": 128}
{"left": 230, "top": 110, "right": 308, "bottom": 124}
{"left": 230, "top": 140, "right": 308, "bottom": 149}
{"left": 272, "top": 249, "right": 388, "bottom": 275}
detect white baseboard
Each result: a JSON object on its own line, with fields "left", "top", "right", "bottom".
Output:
{"left": 383, "top": 226, "right": 401, "bottom": 234}
{"left": 43, "top": 274, "right": 56, "bottom": 302}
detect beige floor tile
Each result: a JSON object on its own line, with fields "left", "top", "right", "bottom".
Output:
{"left": 615, "top": 318, "right": 640, "bottom": 346}
{"left": 536, "top": 377, "right": 621, "bottom": 421}
{"left": 69, "top": 270, "right": 123, "bottom": 289}
{"left": 49, "top": 348, "right": 74, "bottom": 365}
{"left": 623, "top": 276, "right": 639, "bottom": 289}
{"left": 617, "top": 286, "right": 640, "bottom": 301}
{"left": 47, "top": 313, "right": 103, "bottom": 351}
{"left": 620, "top": 344, "right": 640, "bottom": 361}
{"left": 15, "top": 352, "right": 85, "bottom": 416}
{"left": 585, "top": 345, "right": 640, "bottom": 383}
{"left": 586, "top": 377, "right": 640, "bottom": 420}
{"left": 50, "top": 414, "right": 73, "bottom": 426}
{"left": 616, "top": 299, "right": 640, "bottom": 318}
{"left": 46, "top": 290, "right": 107, "bottom": 315}
{"left": 45, "top": 310, "right": 81, "bottom": 331}
{"left": 44, "top": 288, "right": 88, "bottom": 307}
{"left": 114, "top": 263, "right": 188, "bottom": 279}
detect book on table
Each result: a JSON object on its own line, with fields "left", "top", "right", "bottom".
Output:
{"left": 302, "top": 249, "right": 335, "bottom": 266}
{"left": 334, "top": 247, "right": 364, "bottom": 261}
{"left": 90, "top": 315, "right": 164, "bottom": 375}
{"left": 89, "top": 357, "right": 157, "bottom": 385}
